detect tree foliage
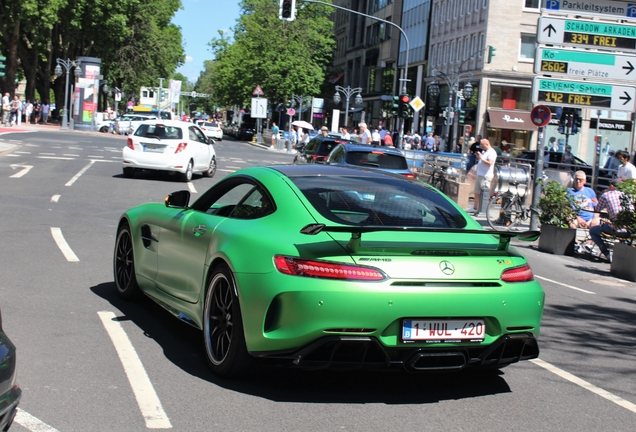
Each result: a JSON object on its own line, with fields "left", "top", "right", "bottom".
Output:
{"left": 0, "top": 0, "right": 185, "bottom": 108}
{"left": 198, "top": 0, "right": 335, "bottom": 113}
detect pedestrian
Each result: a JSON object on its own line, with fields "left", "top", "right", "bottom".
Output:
{"left": 271, "top": 121, "right": 279, "bottom": 148}
{"left": 24, "top": 100, "right": 33, "bottom": 124}
{"left": 383, "top": 132, "right": 393, "bottom": 146}
{"left": 42, "top": 102, "right": 50, "bottom": 124}
{"left": 10, "top": 96, "right": 20, "bottom": 126}
{"left": 33, "top": 100, "right": 41, "bottom": 124}
{"left": 16, "top": 97, "right": 23, "bottom": 126}
{"left": 466, "top": 138, "right": 497, "bottom": 214}
{"left": 301, "top": 128, "right": 310, "bottom": 147}
{"left": 340, "top": 126, "right": 350, "bottom": 140}
{"left": 320, "top": 125, "right": 329, "bottom": 137}
{"left": 2, "top": 92, "right": 11, "bottom": 126}
{"left": 435, "top": 135, "right": 443, "bottom": 152}
{"left": 358, "top": 122, "right": 371, "bottom": 144}
{"left": 616, "top": 150, "right": 636, "bottom": 182}
{"left": 371, "top": 128, "right": 381, "bottom": 145}
{"left": 412, "top": 131, "right": 421, "bottom": 150}
{"left": 424, "top": 132, "right": 435, "bottom": 151}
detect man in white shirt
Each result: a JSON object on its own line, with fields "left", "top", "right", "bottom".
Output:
{"left": 1, "top": 92, "right": 10, "bottom": 126}
{"left": 466, "top": 138, "right": 497, "bottom": 214}
{"left": 616, "top": 150, "right": 636, "bottom": 182}
{"left": 358, "top": 122, "right": 371, "bottom": 144}
{"left": 371, "top": 128, "right": 381, "bottom": 145}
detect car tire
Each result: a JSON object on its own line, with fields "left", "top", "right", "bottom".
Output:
{"left": 181, "top": 160, "right": 193, "bottom": 182}
{"left": 113, "top": 222, "right": 141, "bottom": 300}
{"left": 204, "top": 156, "right": 216, "bottom": 178}
{"left": 123, "top": 167, "right": 135, "bottom": 178}
{"left": 203, "top": 265, "right": 252, "bottom": 377}
{"left": 99, "top": 126, "right": 109, "bottom": 133}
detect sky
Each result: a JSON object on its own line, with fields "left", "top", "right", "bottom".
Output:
{"left": 171, "top": 0, "right": 242, "bottom": 83}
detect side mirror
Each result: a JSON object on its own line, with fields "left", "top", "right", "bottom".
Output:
{"left": 208, "top": 137, "right": 215, "bottom": 144}
{"left": 165, "top": 190, "right": 190, "bottom": 208}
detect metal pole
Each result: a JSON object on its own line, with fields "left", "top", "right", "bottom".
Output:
{"left": 61, "top": 67, "right": 70, "bottom": 130}
{"left": 530, "top": 127, "right": 546, "bottom": 231}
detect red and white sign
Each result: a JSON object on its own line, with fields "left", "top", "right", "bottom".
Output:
{"left": 287, "top": 108, "right": 296, "bottom": 116}
{"left": 530, "top": 105, "right": 552, "bottom": 127}
{"left": 253, "top": 85, "right": 264, "bottom": 96}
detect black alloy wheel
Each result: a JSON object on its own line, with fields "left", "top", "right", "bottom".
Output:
{"left": 113, "top": 223, "right": 141, "bottom": 300}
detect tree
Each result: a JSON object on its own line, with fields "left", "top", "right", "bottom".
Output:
{"left": 203, "top": 0, "right": 335, "bottom": 112}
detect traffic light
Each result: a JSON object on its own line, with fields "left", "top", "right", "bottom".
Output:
{"left": 390, "top": 96, "right": 399, "bottom": 117}
{"left": 279, "top": 0, "right": 296, "bottom": 21}
{"left": 487, "top": 45, "right": 496, "bottom": 64}
{"left": 0, "top": 55, "right": 6, "bottom": 77}
{"left": 398, "top": 94, "right": 411, "bottom": 118}
{"left": 458, "top": 109, "right": 466, "bottom": 124}
{"left": 572, "top": 112, "right": 582, "bottom": 134}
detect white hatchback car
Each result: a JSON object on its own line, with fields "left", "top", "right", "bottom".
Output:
{"left": 198, "top": 121, "right": 223, "bottom": 141}
{"left": 122, "top": 120, "right": 217, "bottom": 182}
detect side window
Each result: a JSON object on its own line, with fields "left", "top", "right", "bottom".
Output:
{"left": 305, "top": 139, "right": 319, "bottom": 154}
{"left": 189, "top": 126, "right": 207, "bottom": 143}
{"left": 230, "top": 189, "right": 275, "bottom": 219}
{"left": 329, "top": 145, "right": 345, "bottom": 163}
{"left": 192, "top": 180, "right": 274, "bottom": 219}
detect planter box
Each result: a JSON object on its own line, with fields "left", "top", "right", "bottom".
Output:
{"left": 611, "top": 242, "right": 636, "bottom": 282}
{"left": 538, "top": 225, "right": 577, "bottom": 256}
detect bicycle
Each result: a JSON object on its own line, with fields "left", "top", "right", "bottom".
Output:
{"left": 427, "top": 164, "right": 447, "bottom": 193}
{"left": 486, "top": 184, "right": 536, "bottom": 231}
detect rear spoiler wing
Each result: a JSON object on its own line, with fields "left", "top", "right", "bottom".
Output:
{"left": 300, "top": 224, "right": 540, "bottom": 252}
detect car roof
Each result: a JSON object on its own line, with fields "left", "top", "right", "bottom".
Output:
{"left": 139, "top": 119, "right": 192, "bottom": 127}
{"left": 269, "top": 164, "right": 411, "bottom": 179}
{"left": 336, "top": 143, "right": 404, "bottom": 155}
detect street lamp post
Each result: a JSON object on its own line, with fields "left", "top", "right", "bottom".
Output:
{"left": 290, "top": 94, "right": 310, "bottom": 123}
{"left": 427, "top": 70, "right": 473, "bottom": 153}
{"left": 333, "top": 85, "right": 362, "bottom": 129}
{"left": 55, "top": 58, "right": 81, "bottom": 130}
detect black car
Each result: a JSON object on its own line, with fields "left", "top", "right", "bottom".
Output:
{"left": 514, "top": 150, "right": 590, "bottom": 171}
{"left": 293, "top": 135, "right": 356, "bottom": 164}
{"left": 0, "top": 307, "right": 21, "bottom": 430}
{"left": 237, "top": 122, "right": 256, "bottom": 141}
{"left": 326, "top": 143, "right": 415, "bottom": 178}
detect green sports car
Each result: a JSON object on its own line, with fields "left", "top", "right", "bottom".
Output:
{"left": 114, "top": 165, "right": 544, "bottom": 377}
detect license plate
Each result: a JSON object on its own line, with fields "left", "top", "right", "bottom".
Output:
{"left": 402, "top": 319, "right": 485, "bottom": 343}
{"left": 143, "top": 145, "right": 164, "bottom": 153}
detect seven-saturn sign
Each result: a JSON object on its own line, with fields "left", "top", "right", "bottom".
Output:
{"left": 532, "top": 77, "right": 636, "bottom": 111}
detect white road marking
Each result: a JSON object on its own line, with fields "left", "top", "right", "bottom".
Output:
{"left": 98, "top": 311, "right": 172, "bottom": 429}
{"left": 225, "top": 165, "right": 243, "bottom": 169}
{"left": 218, "top": 169, "right": 234, "bottom": 173}
{"left": 15, "top": 408, "right": 60, "bottom": 431}
{"left": 9, "top": 164, "right": 33, "bottom": 178}
{"left": 50, "top": 227, "right": 80, "bottom": 262}
{"left": 14, "top": 151, "right": 31, "bottom": 154}
{"left": 37, "top": 156, "right": 75, "bottom": 160}
{"left": 88, "top": 155, "right": 104, "bottom": 158}
{"left": 4, "top": 154, "right": 19, "bottom": 157}
{"left": 51, "top": 195, "right": 60, "bottom": 203}
{"left": 65, "top": 160, "right": 96, "bottom": 186}
{"left": 535, "top": 275, "right": 596, "bottom": 295}
{"left": 63, "top": 154, "right": 80, "bottom": 157}
{"left": 40, "top": 152, "right": 56, "bottom": 155}
{"left": 531, "top": 358, "right": 636, "bottom": 414}
{"left": 187, "top": 182, "right": 197, "bottom": 193}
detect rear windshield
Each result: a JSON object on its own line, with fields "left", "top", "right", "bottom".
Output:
{"left": 345, "top": 151, "right": 408, "bottom": 170}
{"left": 291, "top": 175, "right": 466, "bottom": 228}
{"left": 134, "top": 124, "right": 183, "bottom": 140}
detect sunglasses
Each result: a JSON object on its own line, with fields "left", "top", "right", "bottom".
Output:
{"left": 574, "top": 178, "right": 586, "bottom": 181}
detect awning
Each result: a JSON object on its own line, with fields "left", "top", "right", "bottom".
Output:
{"left": 487, "top": 109, "right": 538, "bottom": 131}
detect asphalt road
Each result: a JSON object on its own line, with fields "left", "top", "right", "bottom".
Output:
{"left": 1, "top": 128, "right": 635, "bottom": 431}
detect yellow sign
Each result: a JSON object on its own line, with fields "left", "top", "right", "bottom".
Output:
{"left": 409, "top": 96, "right": 425, "bottom": 112}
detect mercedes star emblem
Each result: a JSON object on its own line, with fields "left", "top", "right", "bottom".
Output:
{"left": 439, "top": 260, "right": 455, "bottom": 275}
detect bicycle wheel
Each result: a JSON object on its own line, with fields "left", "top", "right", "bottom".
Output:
{"left": 486, "top": 195, "right": 523, "bottom": 231}
{"left": 428, "top": 170, "right": 445, "bottom": 192}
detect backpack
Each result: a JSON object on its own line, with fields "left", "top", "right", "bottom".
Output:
{"left": 413, "top": 135, "right": 420, "bottom": 145}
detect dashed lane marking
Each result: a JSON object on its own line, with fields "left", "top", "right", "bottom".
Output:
{"left": 51, "top": 195, "right": 60, "bottom": 203}
{"left": 50, "top": 227, "right": 80, "bottom": 262}
{"left": 187, "top": 182, "right": 197, "bottom": 193}
{"left": 98, "top": 311, "right": 172, "bottom": 429}
{"left": 531, "top": 358, "right": 636, "bottom": 414}
{"left": 535, "top": 275, "right": 596, "bottom": 295}
{"left": 15, "top": 409, "right": 60, "bottom": 431}
{"left": 37, "top": 156, "right": 75, "bottom": 160}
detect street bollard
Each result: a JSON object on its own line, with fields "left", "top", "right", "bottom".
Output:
{"left": 477, "top": 181, "right": 491, "bottom": 215}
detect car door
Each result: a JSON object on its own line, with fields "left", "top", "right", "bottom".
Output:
{"left": 155, "top": 180, "right": 259, "bottom": 303}
{"left": 189, "top": 126, "right": 212, "bottom": 170}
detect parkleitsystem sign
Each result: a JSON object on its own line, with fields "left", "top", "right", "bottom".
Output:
{"left": 543, "top": 0, "right": 636, "bottom": 19}
{"left": 535, "top": 47, "right": 636, "bottom": 81}
{"left": 537, "top": 16, "right": 636, "bottom": 51}
{"left": 531, "top": 77, "right": 636, "bottom": 111}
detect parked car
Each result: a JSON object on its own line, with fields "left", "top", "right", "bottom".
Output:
{"left": 0, "top": 306, "right": 21, "bottom": 430}
{"left": 113, "top": 164, "right": 544, "bottom": 378}
{"left": 97, "top": 113, "right": 159, "bottom": 134}
{"left": 293, "top": 135, "right": 356, "bottom": 164}
{"left": 198, "top": 121, "right": 223, "bottom": 141}
{"left": 326, "top": 142, "right": 415, "bottom": 178}
{"left": 122, "top": 120, "right": 217, "bottom": 181}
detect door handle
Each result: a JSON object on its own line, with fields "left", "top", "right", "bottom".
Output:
{"left": 192, "top": 225, "right": 207, "bottom": 236}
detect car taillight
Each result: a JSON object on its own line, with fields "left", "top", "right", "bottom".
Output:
{"left": 401, "top": 173, "right": 416, "bottom": 178}
{"left": 274, "top": 255, "right": 386, "bottom": 281}
{"left": 501, "top": 264, "right": 534, "bottom": 282}
{"left": 127, "top": 137, "right": 135, "bottom": 150}
{"left": 175, "top": 142, "right": 188, "bottom": 153}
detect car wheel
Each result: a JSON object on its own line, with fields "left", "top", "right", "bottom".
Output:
{"left": 181, "top": 160, "right": 193, "bottom": 182}
{"left": 204, "top": 156, "right": 216, "bottom": 178}
{"left": 113, "top": 223, "right": 141, "bottom": 300}
{"left": 203, "top": 265, "right": 252, "bottom": 377}
{"left": 123, "top": 167, "right": 135, "bottom": 178}
{"left": 99, "top": 126, "right": 109, "bottom": 133}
